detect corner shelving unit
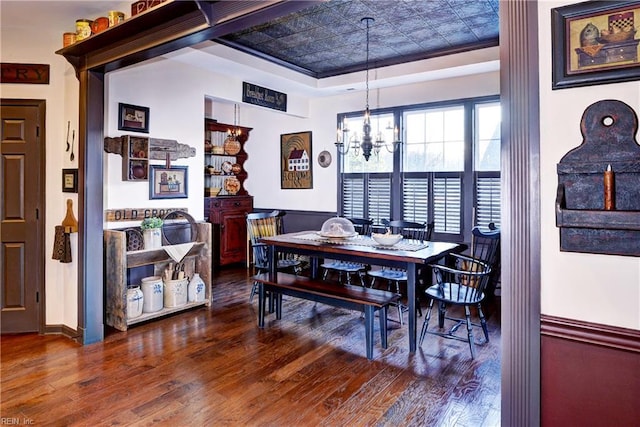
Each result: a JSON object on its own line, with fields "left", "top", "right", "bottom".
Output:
{"left": 204, "top": 118, "right": 254, "bottom": 266}
{"left": 204, "top": 118, "right": 252, "bottom": 197}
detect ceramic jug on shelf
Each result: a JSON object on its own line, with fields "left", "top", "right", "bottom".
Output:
{"left": 188, "top": 273, "right": 206, "bottom": 302}
{"left": 141, "top": 276, "right": 163, "bottom": 313}
{"left": 143, "top": 228, "right": 162, "bottom": 249}
{"left": 164, "top": 278, "right": 188, "bottom": 307}
{"left": 127, "top": 286, "right": 144, "bottom": 319}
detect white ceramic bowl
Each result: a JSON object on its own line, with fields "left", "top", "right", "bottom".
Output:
{"left": 372, "top": 233, "right": 403, "bottom": 246}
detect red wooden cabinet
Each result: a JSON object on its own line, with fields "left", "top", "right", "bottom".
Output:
{"left": 206, "top": 196, "right": 253, "bottom": 266}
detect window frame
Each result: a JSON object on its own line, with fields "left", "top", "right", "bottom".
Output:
{"left": 337, "top": 96, "right": 500, "bottom": 243}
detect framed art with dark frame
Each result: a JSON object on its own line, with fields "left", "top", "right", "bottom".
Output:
{"left": 552, "top": 1, "right": 640, "bottom": 89}
{"left": 149, "top": 165, "right": 188, "bottom": 199}
{"left": 118, "top": 102, "right": 150, "bottom": 133}
{"left": 280, "top": 131, "right": 313, "bottom": 189}
{"left": 62, "top": 168, "right": 78, "bottom": 193}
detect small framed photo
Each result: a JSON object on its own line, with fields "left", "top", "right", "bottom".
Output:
{"left": 552, "top": 1, "right": 640, "bottom": 89}
{"left": 62, "top": 168, "right": 78, "bottom": 193}
{"left": 149, "top": 165, "right": 188, "bottom": 199}
{"left": 118, "top": 102, "right": 149, "bottom": 133}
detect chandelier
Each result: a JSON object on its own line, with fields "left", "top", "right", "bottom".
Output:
{"left": 228, "top": 104, "right": 241, "bottom": 141}
{"left": 335, "top": 17, "right": 401, "bottom": 161}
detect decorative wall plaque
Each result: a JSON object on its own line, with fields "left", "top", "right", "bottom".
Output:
{"left": 243, "top": 81, "right": 287, "bottom": 112}
{"left": 1, "top": 63, "right": 50, "bottom": 84}
{"left": 104, "top": 136, "right": 196, "bottom": 160}
{"left": 556, "top": 99, "right": 640, "bottom": 256}
{"left": 105, "top": 207, "right": 188, "bottom": 222}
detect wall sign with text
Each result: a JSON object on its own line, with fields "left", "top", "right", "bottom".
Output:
{"left": 105, "top": 207, "right": 188, "bottom": 222}
{"left": 243, "top": 82, "right": 287, "bottom": 112}
{"left": 1, "top": 63, "right": 50, "bottom": 84}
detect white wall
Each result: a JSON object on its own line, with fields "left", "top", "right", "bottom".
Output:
{"left": 1, "top": 13, "right": 80, "bottom": 328}
{"left": 104, "top": 58, "right": 316, "bottom": 226}
{"left": 105, "top": 60, "right": 499, "bottom": 217}
{"left": 539, "top": 1, "right": 640, "bottom": 329}
{"left": 105, "top": 60, "right": 210, "bottom": 227}
{"left": 107, "top": 55, "right": 500, "bottom": 216}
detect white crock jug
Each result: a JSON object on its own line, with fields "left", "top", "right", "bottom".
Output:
{"left": 188, "top": 273, "right": 206, "bottom": 302}
{"left": 126, "top": 286, "right": 144, "bottom": 319}
{"left": 141, "top": 276, "right": 163, "bottom": 313}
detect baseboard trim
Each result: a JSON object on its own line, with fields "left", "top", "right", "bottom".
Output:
{"left": 44, "top": 324, "right": 81, "bottom": 341}
{"left": 540, "top": 314, "right": 640, "bottom": 353}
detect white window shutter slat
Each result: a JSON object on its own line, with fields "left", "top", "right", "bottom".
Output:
{"left": 403, "top": 176, "right": 429, "bottom": 223}
{"left": 433, "top": 176, "right": 461, "bottom": 234}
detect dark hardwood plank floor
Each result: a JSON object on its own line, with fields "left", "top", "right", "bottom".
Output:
{"left": 1, "top": 267, "right": 501, "bottom": 426}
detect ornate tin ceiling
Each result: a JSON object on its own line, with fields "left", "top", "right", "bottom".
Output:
{"left": 216, "top": 0, "right": 500, "bottom": 78}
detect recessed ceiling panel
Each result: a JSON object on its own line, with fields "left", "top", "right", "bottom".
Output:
{"left": 217, "top": 0, "right": 499, "bottom": 78}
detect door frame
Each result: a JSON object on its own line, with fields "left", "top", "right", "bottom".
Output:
{"left": 1, "top": 98, "right": 46, "bottom": 334}
{"left": 61, "top": 1, "right": 541, "bottom": 424}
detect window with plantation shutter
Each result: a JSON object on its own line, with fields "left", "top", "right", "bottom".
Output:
{"left": 337, "top": 96, "right": 500, "bottom": 243}
{"left": 474, "top": 102, "right": 501, "bottom": 229}
{"left": 342, "top": 176, "right": 365, "bottom": 218}
{"left": 367, "top": 175, "right": 391, "bottom": 225}
{"left": 475, "top": 173, "right": 500, "bottom": 228}
{"left": 403, "top": 175, "right": 429, "bottom": 223}
{"left": 433, "top": 175, "right": 462, "bottom": 234}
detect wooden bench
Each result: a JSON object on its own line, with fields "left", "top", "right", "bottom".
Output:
{"left": 253, "top": 272, "right": 401, "bottom": 360}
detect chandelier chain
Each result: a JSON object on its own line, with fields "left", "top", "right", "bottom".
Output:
{"left": 334, "top": 16, "right": 401, "bottom": 161}
{"left": 365, "top": 18, "right": 370, "bottom": 111}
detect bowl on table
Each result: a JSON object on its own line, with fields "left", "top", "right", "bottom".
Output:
{"left": 372, "top": 233, "right": 403, "bottom": 246}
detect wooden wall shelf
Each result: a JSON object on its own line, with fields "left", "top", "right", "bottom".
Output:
{"left": 556, "top": 99, "right": 640, "bottom": 256}
{"left": 55, "top": 0, "right": 209, "bottom": 74}
{"left": 104, "top": 222, "right": 211, "bottom": 331}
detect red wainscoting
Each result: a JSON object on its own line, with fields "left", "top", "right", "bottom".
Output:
{"left": 541, "top": 315, "right": 640, "bottom": 426}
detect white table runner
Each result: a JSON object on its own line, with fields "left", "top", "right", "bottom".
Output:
{"left": 293, "top": 233, "right": 429, "bottom": 251}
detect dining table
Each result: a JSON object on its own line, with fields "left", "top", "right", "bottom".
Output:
{"left": 259, "top": 231, "right": 466, "bottom": 353}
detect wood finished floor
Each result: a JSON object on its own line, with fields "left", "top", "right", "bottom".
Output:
{"left": 1, "top": 267, "right": 501, "bottom": 426}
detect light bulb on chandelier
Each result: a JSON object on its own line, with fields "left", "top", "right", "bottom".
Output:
{"left": 228, "top": 104, "right": 242, "bottom": 141}
{"left": 335, "top": 17, "right": 401, "bottom": 161}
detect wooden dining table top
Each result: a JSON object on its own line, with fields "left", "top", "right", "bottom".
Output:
{"left": 259, "top": 231, "right": 466, "bottom": 266}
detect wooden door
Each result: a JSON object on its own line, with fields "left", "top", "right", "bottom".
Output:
{"left": 1, "top": 99, "right": 45, "bottom": 333}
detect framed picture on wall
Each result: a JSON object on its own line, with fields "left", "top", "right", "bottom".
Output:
{"left": 149, "top": 165, "right": 188, "bottom": 199}
{"left": 62, "top": 168, "right": 78, "bottom": 193}
{"left": 280, "top": 131, "right": 313, "bottom": 189}
{"left": 552, "top": 1, "right": 640, "bottom": 89}
{"left": 118, "top": 102, "right": 150, "bottom": 133}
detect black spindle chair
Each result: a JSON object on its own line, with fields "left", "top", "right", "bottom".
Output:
{"left": 247, "top": 210, "right": 302, "bottom": 302}
{"left": 367, "top": 220, "right": 434, "bottom": 325}
{"left": 419, "top": 254, "right": 491, "bottom": 359}
{"left": 320, "top": 217, "right": 373, "bottom": 287}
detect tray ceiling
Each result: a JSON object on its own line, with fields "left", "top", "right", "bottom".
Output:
{"left": 215, "top": 0, "right": 500, "bottom": 78}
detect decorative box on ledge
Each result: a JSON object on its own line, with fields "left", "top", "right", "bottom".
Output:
{"left": 556, "top": 99, "right": 640, "bottom": 256}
